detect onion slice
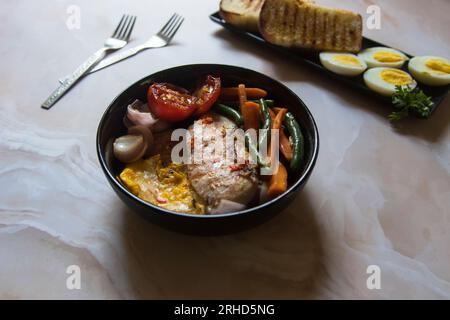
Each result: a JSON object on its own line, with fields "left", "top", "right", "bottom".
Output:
{"left": 126, "top": 99, "right": 171, "bottom": 132}
{"left": 209, "top": 199, "right": 247, "bottom": 214}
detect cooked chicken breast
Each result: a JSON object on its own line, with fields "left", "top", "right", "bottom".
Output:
{"left": 186, "top": 113, "right": 259, "bottom": 210}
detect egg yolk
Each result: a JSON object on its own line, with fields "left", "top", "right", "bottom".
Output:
{"left": 333, "top": 55, "right": 361, "bottom": 66}
{"left": 373, "top": 52, "right": 404, "bottom": 63}
{"left": 380, "top": 69, "right": 413, "bottom": 85}
{"left": 425, "top": 59, "right": 450, "bottom": 75}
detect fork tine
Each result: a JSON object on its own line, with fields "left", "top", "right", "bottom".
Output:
{"left": 116, "top": 14, "right": 131, "bottom": 40}
{"left": 165, "top": 15, "right": 184, "bottom": 41}
{"left": 123, "top": 16, "right": 137, "bottom": 41}
{"left": 157, "top": 13, "right": 178, "bottom": 36}
{"left": 112, "top": 15, "right": 126, "bottom": 38}
{"left": 164, "top": 15, "right": 182, "bottom": 38}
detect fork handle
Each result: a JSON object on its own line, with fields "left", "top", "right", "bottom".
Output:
{"left": 42, "top": 47, "right": 108, "bottom": 109}
{"left": 58, "top": 46, "right": 144, "bottom": 84}
{"left": 90, "top": 45, "right": 144, "bottom": 73}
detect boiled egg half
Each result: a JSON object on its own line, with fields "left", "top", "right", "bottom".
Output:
{"left": 358, "top": 47, "right": 409, "bottom": 69}
{"left": 320, "top": 52, "right": 367, "bottom": 77}
{"left": 408, "top": 56, "right": 450, "bottom": 86}
{"left": 364, "top": 67, "right": 417, "bottom": 96}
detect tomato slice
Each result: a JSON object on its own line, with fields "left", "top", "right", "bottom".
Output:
{"left": 193, "top": 75, "right": 221, "bottom": 116}
{"left": 147, "top": 83, "right": 197, "bottom": 122}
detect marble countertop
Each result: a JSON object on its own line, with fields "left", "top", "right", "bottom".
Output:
{"left": 1, "top": 0, "right": 449, "bottom": 299}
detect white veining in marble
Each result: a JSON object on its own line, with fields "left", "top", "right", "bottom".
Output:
{"left": 0, "top": 0, "right": 449, "bottom": 299}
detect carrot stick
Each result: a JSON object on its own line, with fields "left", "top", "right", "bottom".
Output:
{"left": 267, "top": 108, "right": 287, "bottom": 165}
{"left": 267, "top": 162, "right": 288, "bottom": 198}
{"left": 273, "top": 107, "right": 285, "bottom": 114}
{"left": 242, "top": 101, "right": 260, "bottom": 130}
{"left": 268, "top": 108, "right": 276, "bottom": 122}
{"left": 221, "top": 87, "right": 268, "bottom": 100}
{"left": 269, "top": 109, "right": 293, "bottom": 161}
{"left": 267, "top": 109, "right": 289, "bottom": 197}
{"left": 272, "top": 108, "right": 287, "bottom": 130}
{"left": 279, "top": 131, "right": 293, "bottom": 161}
{"left": 238, "top": 84, "right": 247, "bottom": 114}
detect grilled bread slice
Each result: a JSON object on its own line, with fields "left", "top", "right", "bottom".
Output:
{"left": 219, "top": 0, "right": 265, "bottom": 32}
{"left": 259, "top": 0, "right": 363, "bottom": 53}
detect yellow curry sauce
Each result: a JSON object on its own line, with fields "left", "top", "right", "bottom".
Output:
{"left": 119, "top": 155, "right": 205, "bottom": 214}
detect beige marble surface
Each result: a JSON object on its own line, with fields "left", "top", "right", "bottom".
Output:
{"left": 1, "top": 0, "right": 449, "bottom": 299}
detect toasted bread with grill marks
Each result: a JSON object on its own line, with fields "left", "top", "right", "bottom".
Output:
{"left": 259, "top": 0, "right": 363, "bottom": 53}
{"left": 219, "top": 0, "right": 265, "bottom": 32}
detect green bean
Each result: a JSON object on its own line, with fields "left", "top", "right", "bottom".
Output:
{"left": 258, "top": 98, "right": 272, "bottom": 150}
{"left": 214, "top": 103, "right": 261, "bottom": 164}
{"left": 284, "top": 112, "right": 304, "bottom": 171}
{"left": 214, "top": 103, "right": 243, "bottom": 126}
{"left": 245, "top": 133, "right": 261, "bottom": 165}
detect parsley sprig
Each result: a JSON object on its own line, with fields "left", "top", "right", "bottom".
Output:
{"left": 388, "top": 86, "right": 434, "bottom": 122}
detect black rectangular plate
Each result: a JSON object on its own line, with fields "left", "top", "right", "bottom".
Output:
{"left": 210, "top": 11, "right": 449, "bottom": 116}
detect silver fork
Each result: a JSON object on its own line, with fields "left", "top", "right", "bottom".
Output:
{"left": 86, "top": 13, "right": 183, "bottom": 74}
{"left": 42, "top": 14, "right": 137, "bottom": 109}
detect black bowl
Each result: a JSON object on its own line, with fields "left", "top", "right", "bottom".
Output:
{"left": 97, "top": 64, "right": 319, "bottom": 235}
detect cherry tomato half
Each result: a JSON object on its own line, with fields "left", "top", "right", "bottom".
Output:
{"left": 147, "top": 83, "right": 197, "bottom": 122}
{"left": 193, "top": 75, "right": 221, "bottom": 116}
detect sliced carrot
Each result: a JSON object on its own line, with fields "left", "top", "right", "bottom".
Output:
{"left": 272, "top": 108, "right": 287, "bottom": 131}
{"left": 269, "top": 108, "right": 293, "bottom": 161}
{"left": 268, "top": 108, "right": 288, "bottom": 163}
{"left": 267, "top": 162, "right": 288, "bottom": 198}
{"left": 267, "top": 110, "right": 289, "bottom": 197}
{"left": 268, "top": 108, "right": 276, "bottom": 120}
{"left": 242, "top": 101, "right": 260, "bottom": 131}
{"left": 238, "top": 84, "right": 247, "bottom": 114}
{"left": 221, "top": 87, "right": 268, "bottom": 100}
{"left": 279, "top": 131, "right": 293, "bottom": 161}
{"left": 273, "top": 107, "right": 285, "bottom": 114}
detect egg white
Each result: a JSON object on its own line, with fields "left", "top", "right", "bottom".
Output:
{"left": 408, "top": 56, "right": 450, "bottom": 86}
{"left": 358, "top": 47, "right": 409, "bottom": 69}
{"left": 363, "top": 67, "right": 417, "bottom": 96}
{"left": 319, "top": 52, "right": 367, "bottom": 77}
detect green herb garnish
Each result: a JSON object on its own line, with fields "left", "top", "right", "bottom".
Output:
{"left": 388, "top": 85, "right": 434, "bottom": 122}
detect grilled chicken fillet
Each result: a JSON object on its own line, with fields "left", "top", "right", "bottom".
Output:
{"left": 186, "top": 113, "right": 259, "bottom": 210}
